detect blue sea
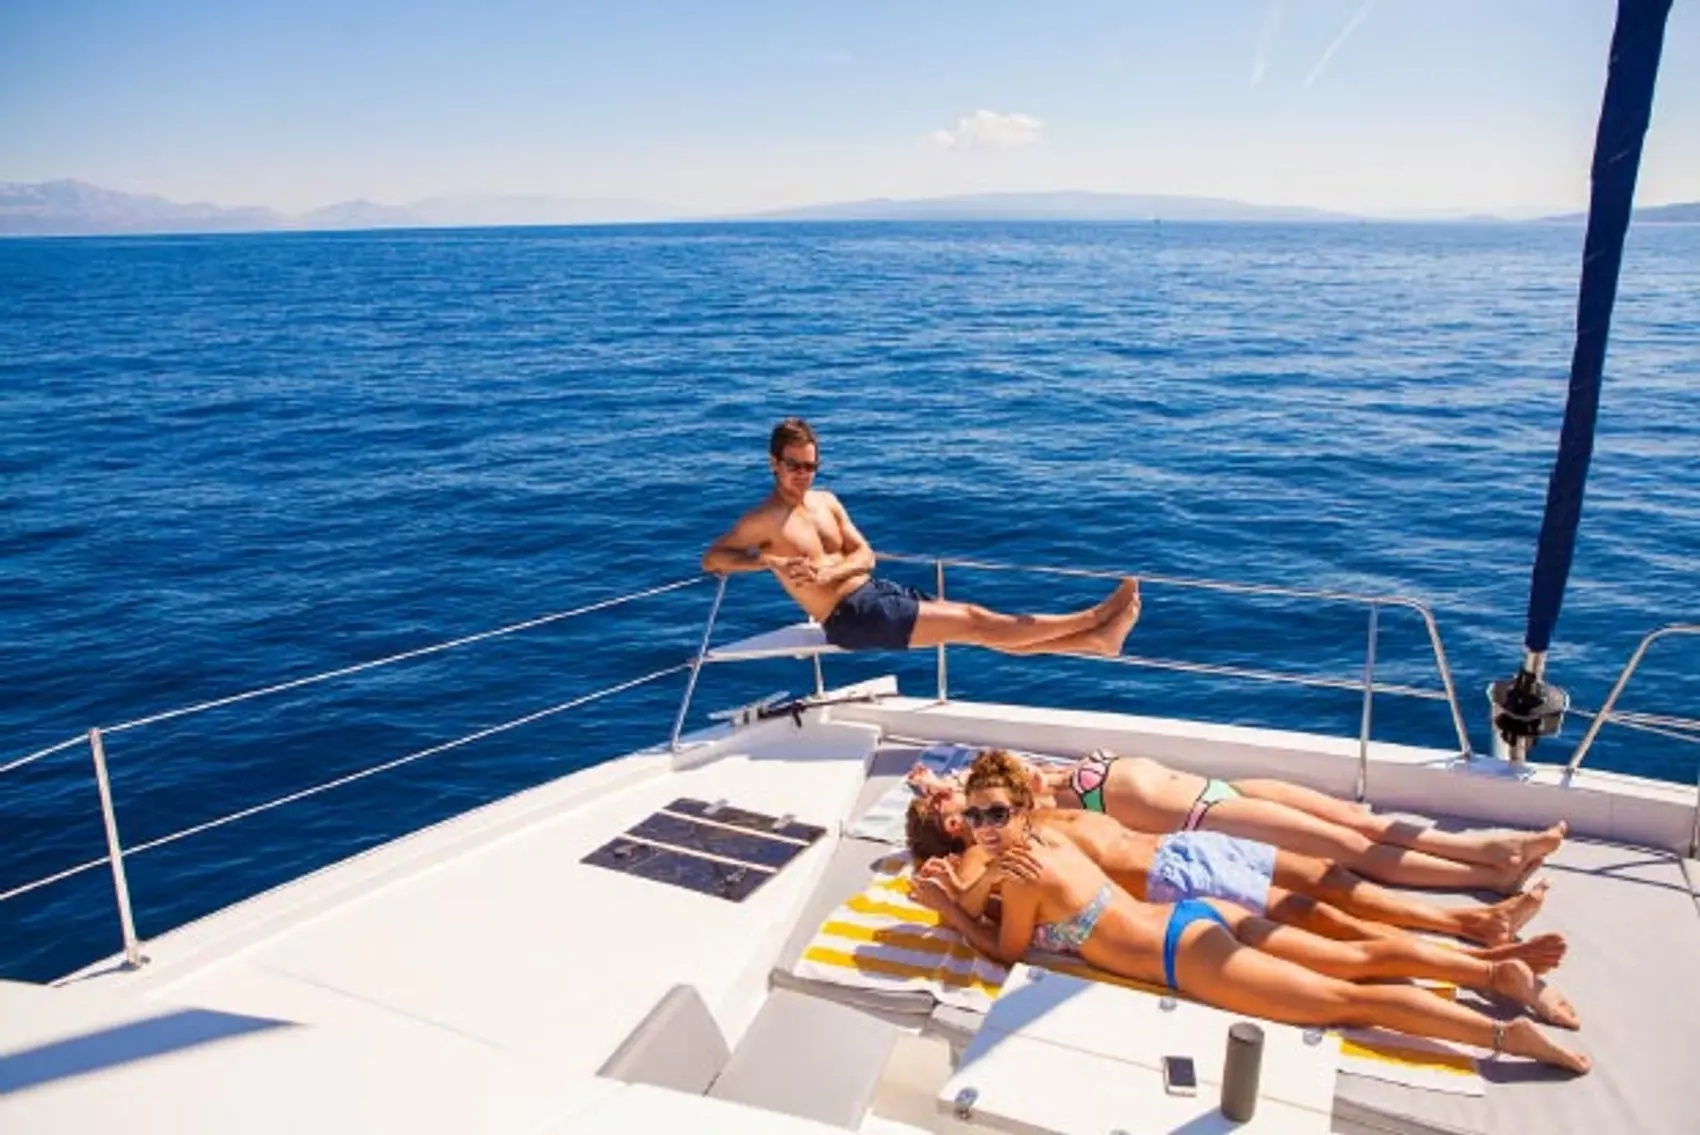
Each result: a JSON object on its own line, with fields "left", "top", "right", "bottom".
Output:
{"left": 2, "top": 221, "right": 1696, "bottom": 982}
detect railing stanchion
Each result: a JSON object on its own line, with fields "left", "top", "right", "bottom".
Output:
{"left": 812, "top": 655, "right": 826, "bottom": 697}
{"left": 935, "top": 559, "right": 949, "bottom": 703}
{"left": 1356, "top": 605, "right": 1379, "bottom": 802}
{"left": 671, "top": 575, "right": 728, "bottom": 753}
{"left": 1565, "top": 629, "right": 1665, "bottom": 780}
{"left": 1412, "top": 606, "right": 1473, "bottom": 761}
{"left": 88, "top": 728, "right": 145, "bottom": 968}
{"left": 1690, "top": 759, "right": 1699, "bottom": 859}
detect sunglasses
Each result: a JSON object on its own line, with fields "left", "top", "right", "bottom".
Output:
{"left": 778, "top": 458, "right": 820, "bottom": 474}
{"left": 962, "top": 804, "right": 1014, "bottom": 829}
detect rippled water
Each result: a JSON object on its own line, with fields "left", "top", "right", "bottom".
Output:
{"left": 2, "top": 221, "right": 1695, "bottom": 980}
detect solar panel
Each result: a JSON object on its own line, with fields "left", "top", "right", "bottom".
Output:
{"left": 582, "top": 797, "right": 828, "bottom": 902}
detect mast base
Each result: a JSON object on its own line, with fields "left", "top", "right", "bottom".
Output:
{"left": 1488, "top": 662, "right": 1569, "bottom": 763}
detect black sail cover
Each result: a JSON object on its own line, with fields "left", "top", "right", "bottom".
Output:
{"left": 1523, "top": 0, "right": 1672, "bottom": 656}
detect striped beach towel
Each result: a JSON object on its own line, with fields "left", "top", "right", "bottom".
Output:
{"left": 792, "top": 856, "right": 1009, "bottom": 1012}
{"left": 790, "top": 862, "right": 1485, "bottom": 1095}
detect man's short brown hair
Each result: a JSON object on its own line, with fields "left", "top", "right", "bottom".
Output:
{"left": 769, "top": 417, "right": 818, "bottom": 459}
{"left": 905, "top": 797, "right": 966, "bottom": 861}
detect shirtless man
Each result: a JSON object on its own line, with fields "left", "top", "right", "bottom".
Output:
{"left": 702, "top": 418, "right": 1141, "bottom": 655}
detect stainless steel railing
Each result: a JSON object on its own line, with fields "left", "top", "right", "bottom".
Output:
{"left": 1565, "top": 624, "right": 1700, "bottom": 774}
{"left": 670, "top": 553, "right": 1478, "bottom": 802}
{"left": 10, "top": 561, "right": 1690, "bottom": 972}
{"left": 878, "top": 552, "right": 1476, "bottom": 763}
{"left": 0, "top": 576, "right": 711, "bottom": 968}
{"left": 1561, "top": 623, "right": 1700, "bottom": 856}
{"left": 884, "top": 553, "right": 1478, "bottom": 785}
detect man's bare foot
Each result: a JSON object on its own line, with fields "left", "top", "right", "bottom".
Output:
{"left": 1092, "top": 577, "right": 1137, "bottom": 622}
{"left": 1457, "top": 880, "right": 1550, "bottom": 944}
{"left": 1072, "top": 580, "right": 1141, "bottom": 657}
{"left": 1489, "top": 823, "right": 1567, "bottom": 894}
{"left": 1100, "top": 579, "right": 1141, "bottom": 654}
{"left": 1488, "top": 960, "right": 1581, "bottom": 1029}
{"left": 1091, "top": 577, "right": 1139, "bottom": 623}
{"left": 1499, "top": 1018, "right": 1591, "bottom": 1074}
{"left": 1467, "top": 931, "right": 1567, "bottom": 975}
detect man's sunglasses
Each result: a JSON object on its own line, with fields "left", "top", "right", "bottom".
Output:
{"left": 962, "top": 804, "right": 1014, "bottom": 829}
{"left": 778, "top": 458, "right": 820, "bottom": 474}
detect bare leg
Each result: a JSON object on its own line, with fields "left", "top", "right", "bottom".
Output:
{"left": 1264, "top": 885, "right": 1409, "bottom": 942}
{"left": 909, "top": 578, "right": 1139, "bottom": 656}
{"left": 1265, "top": 887, "right": 1568, "bottom": 973}
{"left": 1277, "top": 854, "right": 1551, "bottom": 945}
{"left": 1203, "top": 798, "right": 1534, "bottom": 893}
{"left": 1148, "top": 926, "right": 1590, "bottom": 1073}
{"left": 1215, "top": 907, "right": 1580, "bottom": 1028}
{"left": 1235, "top": 777, "right": 1568, "bottom": 871}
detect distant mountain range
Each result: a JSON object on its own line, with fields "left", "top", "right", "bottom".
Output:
{"left": 0, "top": 180, "right": 669, "bottom": 236}
{"left": 3, "top": 179, "right": 1697, "bottom": 236}
{"left": 1536, "top": 200, "right": 1700, "bottom": 224}
{"left": 726, "top": 190, "right": 1357, "bottom": 223}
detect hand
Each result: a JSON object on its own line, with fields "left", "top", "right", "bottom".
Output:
{"left": 917, "top": 855, "right": 965, "bottom": 895}
{"left": 992, "top": 848, "right": 1043, "bottom": 884}
{"left": 908, "top": 873, "right": 956, "bottom": 914}
{"left": 771, "top": 556, "right": 820, "bottom": 585}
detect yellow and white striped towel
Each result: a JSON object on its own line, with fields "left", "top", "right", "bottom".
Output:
{"left": 790, "top": 863, "right": 1485, "bottom": 1095}
{"left": 792, "top": 860, "right": 1010, "bottom": 1012}
{"left": 1339, "top": 1028, "right": 1486, "bottom": 1096}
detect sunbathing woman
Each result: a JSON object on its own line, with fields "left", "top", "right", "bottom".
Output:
{"left": 907, "top": 750, "right": 1590, "bottom": 1074}
{"left": 905, "top": 787, "right": 1558, "bottom": 958}
{"left": 908, "top": 749, "right": 1565, "bottom": 893}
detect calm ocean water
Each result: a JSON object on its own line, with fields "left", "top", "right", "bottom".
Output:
{"left": 2, "top": 221, "right": 1696, "bottom": 981}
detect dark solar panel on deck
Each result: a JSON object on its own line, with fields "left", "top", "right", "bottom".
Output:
{"left": 582, "top": 798, "right": 827, "bottom": 902}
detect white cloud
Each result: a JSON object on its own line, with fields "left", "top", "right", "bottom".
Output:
{"left": 928, "top": 109, "right": 1045, "bottom": 151}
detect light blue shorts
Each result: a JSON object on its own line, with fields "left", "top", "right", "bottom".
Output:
{"left": 1147, "top": 830, "right": 1277, "bottom": 915}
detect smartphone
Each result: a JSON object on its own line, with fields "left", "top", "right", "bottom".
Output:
{"left": 1162, "top": 1055, "right": 1198, "bottom": 1097}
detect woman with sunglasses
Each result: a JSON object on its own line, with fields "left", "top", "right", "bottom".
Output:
{"left": 907, "top": 747, "right": 1565, "bottom": 894}
{"left": 908, "top": 750, "right": 1591, "bottom": 1075}
{"left": 905, "top": 786, "right": 1559, "bottom": 956}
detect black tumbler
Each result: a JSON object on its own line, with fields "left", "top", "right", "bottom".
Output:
{"left": 1220, "top": 1021, "right": 1265, "bottom": 1122}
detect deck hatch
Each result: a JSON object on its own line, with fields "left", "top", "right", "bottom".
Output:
{"left": 582, "top": 798, "right": 826, "bottom": 902}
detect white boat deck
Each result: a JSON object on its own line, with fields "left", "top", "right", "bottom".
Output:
{"left": 2, "top": 687, "right": 1696, "bottom": 1133}
{"left": 1, "top": 713, "right": 890, "bottom": 1133}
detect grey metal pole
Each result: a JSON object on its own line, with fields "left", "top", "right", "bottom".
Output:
{"left": 1417, "top": 607, "right": 1474, "bottom": 760}
{"left": 1690, "top": 759, "right": 1699, "bottom": 859}
{"left": 670, "top": 575, "right": 728, "bottom": 752}
{"left": 1356, "top": 605, "right": 1378, "bottom": 802}
{"left": 1565, "top": 625, "right": 1700, "bottom": 780}
{"left": 88, "top": 728, "right": 145, "bottom": 968}
{"left": 935, "top": 559, "right": 948, "bottom": 703}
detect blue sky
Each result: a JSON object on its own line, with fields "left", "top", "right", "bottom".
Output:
{"left": 2, "top": 1, "right": 1696, "bottom": 216}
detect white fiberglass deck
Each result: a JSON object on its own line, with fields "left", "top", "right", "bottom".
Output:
{"left": 2, "top": 689, "right": 1696, "bottom": 1134}
{"left": 0, "top": 713, "right": 886, "bottom": 1133}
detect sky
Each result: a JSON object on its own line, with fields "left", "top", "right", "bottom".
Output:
{"left": 2, "top": 0, "right": 1697, "bottom": 217}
